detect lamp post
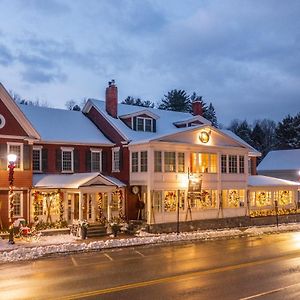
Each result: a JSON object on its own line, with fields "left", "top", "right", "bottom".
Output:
{"left": 8, "top": 153, "right": 17, "bottom": 244}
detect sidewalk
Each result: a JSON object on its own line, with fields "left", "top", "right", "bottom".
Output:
{"left": 1, "top": 222, "right": 300, "bottom": 263}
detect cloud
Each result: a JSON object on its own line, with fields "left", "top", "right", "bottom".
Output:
{"left": 0, "top": 44, "right": 14, "bottom": 66}
{"left": 21, "top": 68, "right": 67, "bottom": 83}
{"left": 17, "top": 0, "right": 70, "bottom": 15}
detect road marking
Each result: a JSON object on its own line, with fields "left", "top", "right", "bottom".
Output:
{"left": 58, "top": 251, "right": 300, "bottom": 300}
{"left": 103, "top": 253, "right": 113, "bottom": 261}
{"left": 135, "top": 250, "right": 145, "bottom": 257}
{"left": 71, "top": 256, "right": 78, "bottom": 267}
{"left": 240, "top": 282, "right": 300, "bottom": 300}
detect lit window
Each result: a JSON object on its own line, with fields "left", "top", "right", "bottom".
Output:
{"left": 190, "top": 153, "right": 217, "bottom": 173}
{"left": 13, "top": 192, "right": 23, "bottom": 217}
{"left": 228, "top": 155, "right": 238, "bottom": 173}
{"left": 140, "top": 151, "right": 148, "bottom": 172}
{"left": 164, "top": 152, "right": 176, "bottom": 172}
{"left": 154, "top": 151, "right": 162, "bottom": 172}
{"left": 131, "top": 152, "right": 138, "bottom": 172}
{"left": 8, "top": 143, "right": 22, "bottom": 169}
{"left": 222, "top": 189, "right": 245, "bottom": 208}
{"left": 32, "top": 147, "right": 42, "bottom": 172}
{"left": 178, "top": 153, "right": 185, "bottom": 172}
{"left": 62, "top": 149, "right": 73, "bottom": 172}
{"left": 91, "top": 150, "right": 102, "bottom": 172}
{"left": 112, "top": 148, "right": 120, "bottom": 172}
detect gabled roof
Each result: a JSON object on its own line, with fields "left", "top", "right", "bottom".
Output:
{"left": 83, "top": 99, "right": 211, "bottom": 143}
{"left": 257, "top": 149, "right": 300, "bottom": 171}
{"left": 19, "top": 104, "right": 113, "bottom": 146}
{"left": 173, "top": 115, "right": 211, "bottom": 126}
{"left": 248, "top": 175, "right": 300, "bottom": 187}
{"left": 33, "top": 173, "right": 125, "bottom": 189}
{"left": 119, "top": 109, "right": 160, "bottom": 120}
{"left": 0, "top": 83, "right": 40, "bottom": 139}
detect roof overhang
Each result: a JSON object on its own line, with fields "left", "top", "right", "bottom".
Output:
{"left": 119, "top": 109, "right": 160, "bottom": 120}
{"left": 248, "top": 175, "right": 300, "bottom": 188}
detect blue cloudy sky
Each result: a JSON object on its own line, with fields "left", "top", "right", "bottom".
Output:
{"left": 0, "top": 0, "right": 299, "bottom": 125}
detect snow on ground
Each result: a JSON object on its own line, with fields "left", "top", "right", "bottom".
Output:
{"left": 1, "top": 223, "right": 300, "bottom": 263}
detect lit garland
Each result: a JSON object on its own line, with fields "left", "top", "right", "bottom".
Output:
{"left": 58, "top": 190, "right": 64, "bottom": 222}
{"left": 279, "top": 191, "right": 291, "bottom": 206}
{"left": 250, "top": 208, "right": 300, "bottom": 217}
{"left": 96, "top": 193, "right": 106, "bottom": 223}
{"left": 164, "top": 191, "right": 177, "bottom": 212}
{"left": 117, "top": 190, "right": 124, "bottom": 220}
{"left": 228, "top": 190, "right": 239, "bottom": 208}
{"left": 33, "top": 191, "right": 40, "bottom": 222}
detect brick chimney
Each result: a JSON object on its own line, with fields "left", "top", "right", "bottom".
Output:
{"left": 105, "top": 80, "right": 118, "bottom": 118}
{"left": 192, "top": 100, "right": 203, "bottom": 116}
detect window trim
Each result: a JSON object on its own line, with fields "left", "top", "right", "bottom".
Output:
{"left": 61, "top": 147, "right": 74, "bottom": 173}
{"left": 140, "top": 151, "right": 148, "bottom": 172}
{"left": 90, "top": 148, "right": 102, "bottom": 172}
{"left": 112, "top": 147, "right": 120, "bottom": 172}
{"left": 136, "top": 117, "right": 153, "bottom": 132}
{"left": 32, "top": 146, "right": 42, "bottom": 173}
{"left": 131, "top": 152, "right": 139, "bottom": 173}
{"left": 7, "top": 142, "right": 23, "bottom": 170}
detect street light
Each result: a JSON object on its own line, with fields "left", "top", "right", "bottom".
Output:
{"left": 8, "top": 153, "right": 17, "bottom": 244}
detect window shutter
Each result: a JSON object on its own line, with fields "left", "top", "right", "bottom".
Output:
{"left": 0, "top": 143, "right": 7, "bottom": 170}
{"left": 153, "top": 119, "right": 156, "bottom": 132}
{"left": 23, "top": 144, "right": 32, "bottom": 170}
{"left": 119, "top": 148, "right": 123, "bottom": 170}
{"left": 86, "top": 150, "right": 91, "bottom": 172}
{"left": 56, "top": 149, "right": 62, "bottom": 172}
{"left": 74, "top": 149, "right": 80, "bottom": 172}
{"left": 102, "top": 151, "right": 108, "bottom": 173}
{"left": 133, "top": 117, "right": 137, "bottom": 131}
{"left": 42, "top": 148, "right": 48, "bottom": 172}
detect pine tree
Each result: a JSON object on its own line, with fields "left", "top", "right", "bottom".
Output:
{"left": 228, "top": 119, "right": 253, "bottom": 146}
{"left": 158, "top": 89, "right": 190, "bottom": 112}
{"left": 204, "top": 103, "right": 218, "bottom": 128}
{"left": 122, "top": 96, "right": 154, "bottom": 108}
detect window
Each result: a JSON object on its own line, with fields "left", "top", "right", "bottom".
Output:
{"left": 222, "top": 189, "right": 245, "bottom": 208}
{"left": 131, "top": 152, "right": 138, "bottom": 172}
{"left": 153, "top": 191, "right": 163, "bottom": 212}
{"left": 228, "top": 155, "right": 238, "bottom": 173}
{"left": 190, "top": 153, "right": 217, "bottom": 173}
{"left": 164, "top": 152, "right": 176, "bottom": 172}
{"left": 239, "top": 156, "right": 245, "bottom": 174}
{"left": 32, "top": 147, "right": 42, "bottom": 172}
{"left": 178, "top": 153, "right": 185, "bottom": 172}
{"left": 137, "top": 117, "right": 153, "bottom": 132}
{"left": 62, "top": 149, "right": 73, "bottom": 172}
{"left": 91, "top": 150, "right": 102, "bottom": 172}
{"left": 8, "top": 143, "right": 22, "bottom": 169}
{"left": 13, "top": 192, "right": 23, "bottom": 217}
{"left": 221, "top": 155, "right": 227, "bottom": 173}
{"left": 275, "top": 190, "right": 293, "bottom": 206}
{"left": 112, "top": 148, "right": 120, "bottom": 172}
{"left": 189, "top": 190, "right": 217, "bottom": 209}
{"left": 154, "top": 151, "right": 162, "bottom": 172}
{"left": 250, "top": 191, "right": 272, "bottom": 207}
{"left": 140, "top": 151, "right": 148, "bottom": 172}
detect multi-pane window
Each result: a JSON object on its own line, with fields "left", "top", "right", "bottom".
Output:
{"left": 13, "top": 192, "right": 22, "bottom": 217}
{"left": 178, "top": 153, "right": 185, "bottom": 172}
{"left": 228, "top": 155, "right": 238, "bottom": 173}
{"left": 164, "top": 152, "right": 176, "bottom": 172}
{"left": 32, "top": 148, "right": 42, "bottom": 172}
{"left": 91, "top": 150, "right": 101, "bottom": 172}
{"left": 153, "top": 191, "right": 163, "bottom": 212}
{"left": 131, "top": 152, "right": 139, "bottom": 172}
{"left": 239, "top": 156, "right": 245, "bottom": 174}
{"left": 190, "top": 153, "right": 217, "bottom": 173}
{"left": 222, "top": 189, "right": 245, "bottom": 208}
{"left": 221, "top": 155, "right": 227, "bottom": 173}
{"left": 8, "top": 143, "right": 22, "bottom": 169}
{"left": 154, "top": 151, "right": 162, "bottom": 172}
{"left": 140, "top": 151, "right": 148, "bottom": 172}
{"left": 62, "top": 150, "right": 73, "bottom": 172}
{"left": 112, "top": 148, "right": 120, "bottom": 172}
{"left": 137, "top": 117, "right": 153, "bottom": 132}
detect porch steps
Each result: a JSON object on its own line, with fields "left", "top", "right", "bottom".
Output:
{"left": 87, "top": 224, "right": 107, "bottom": 238}
{"left": 127, "top": 220, "right": 147, "bottom": 234}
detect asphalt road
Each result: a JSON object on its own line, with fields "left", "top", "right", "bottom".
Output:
{"left": 1, "top": 232, "right": 300, "bottom": 300}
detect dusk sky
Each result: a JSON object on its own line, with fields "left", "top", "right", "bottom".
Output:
{"left": 0, "top": 0, "right": 299, "bottom": 126}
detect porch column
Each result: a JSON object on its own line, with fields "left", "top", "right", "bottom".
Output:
{"left": 107, "top": 192, "right": 112, "bottom": 222}
{"left": 79, "top": 192, "right": 83, "bottom": 220}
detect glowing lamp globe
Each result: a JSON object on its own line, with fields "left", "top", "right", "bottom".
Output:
{"left": 7, "top": 154, "right": 17, "bottom": 164}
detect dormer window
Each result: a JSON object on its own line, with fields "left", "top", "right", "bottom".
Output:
{"left": 137, "top": 117, "right": 153, "bottom": 132}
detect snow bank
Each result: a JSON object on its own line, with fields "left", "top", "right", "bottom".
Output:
{"left": 1, "top": 223, "right": 300, "bottom": 263}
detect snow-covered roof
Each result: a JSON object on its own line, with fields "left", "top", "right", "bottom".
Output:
{"left": 221, "top": 129, "right": 260, "bottom": 157}
{"left": 33, "top": 173, "right": 125, "bottom": 189}
{"left": 257, "top": 149, "right": 300, "bottom": 171}
{"left": 86, "top": 99, "right": 211, "bottom": 142}
{"left": 248, "top": 175, "right": 300, "bottom": 187}
{"left": 18, "top": 104, "right": 113, "bottom": 145}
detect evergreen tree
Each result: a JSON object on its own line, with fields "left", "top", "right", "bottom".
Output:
{"left": 158, "top": 89, "right": 190, "bottom": 112}
{"left": 251, "top": 123, "right": 265, "bottom": 152}
{"left": 122, "top": 96, "right": 154, "bottom": 108}
{"left": 228, "top": 119, "right": 253, "bottom": 146}
{"left": 204, "top": 102, "right": 218, "bottom": 128}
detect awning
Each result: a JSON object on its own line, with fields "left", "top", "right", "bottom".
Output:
{"left": 33, "top": 173, "right": 126, "bottom": 189}
{"left": 248, "top": 175, "right": 300, "bottom": 187}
